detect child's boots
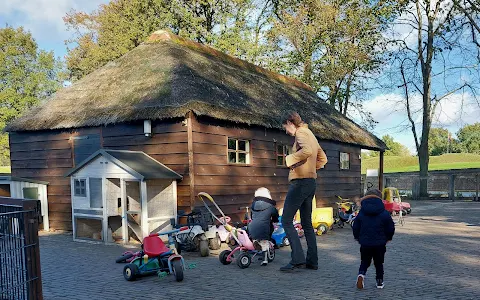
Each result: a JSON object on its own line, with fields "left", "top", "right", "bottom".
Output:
{"left": 261, "top": 251, "right": 268, "bottom": 266}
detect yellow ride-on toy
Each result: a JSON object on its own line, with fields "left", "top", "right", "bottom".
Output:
{"left": 383, "top": 187, "right": 411, "bottom": 215}
{"left": 294, "top": 196, "right": 335, "bottom": 236}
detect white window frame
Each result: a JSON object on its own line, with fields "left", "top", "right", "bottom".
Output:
{"left": 227, "top": 138, "right": 251, "bottom": 164}
{"left": 276, "top": 144, "right": 293, "bottom": 166}
{"left": 340, "top": 152, "right": 350, "bottom": 170}
{"left": 74, "top": 178, "right": 87, "bottom": 197}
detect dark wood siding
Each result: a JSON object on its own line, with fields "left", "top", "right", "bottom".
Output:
{"left": 9, "top": 115, "right": 362, "bottom": 230}
{"left": 9, "top": 119, "right": 190, "bottom": 231}
{"left": 9, "top": 128, "right": 99, "bottom": 230}
{"left": 101, "top": 120, "right": 191, "bottom": 212}
{"left": 191, "top": 116, "right": 362, "bottom": 221}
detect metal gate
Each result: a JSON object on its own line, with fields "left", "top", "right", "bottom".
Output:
{"left": 0, "top": 198, "right": 42, "bottom": 300}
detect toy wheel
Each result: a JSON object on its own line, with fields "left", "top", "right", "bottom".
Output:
{"left": 282, "top": 236, "right": 290, "bottom": 247}
{"left": 401, "top": 210, "right": 407, "bottom": 216}
{"left": 175, "top": 240, "right": 182, "bottom": 254}
{"left": 406, "top": 208, "right": 411, "bottom": 214}
{"left": 267, "top": 248, "right": 275, "bottom": 262}
{"left": 123, "top": 263, "right": 139, "bottom": 281}
{"left": 219, "top": 250, "right": 232, "bottom": 265}
{"left": 209, "top": 234, "right": 221, "bottom": 250}
{"left": 171, "top": 259, "right": 184, "bottom": 282}
{"left": 116, "top": 252, "right": 133, "bottom": 263}
{"left": 317, "top": 223, "right": 328, "bottom": 235}
{"left": 237, "top": 253, "right": 251, "bottom": 269}
{"left": 199, "top": 240, "right": 210, "bottom": 257}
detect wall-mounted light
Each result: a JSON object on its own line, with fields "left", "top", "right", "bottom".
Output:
{"left": 144, "top": 120, "right": 152, "bottom": 137}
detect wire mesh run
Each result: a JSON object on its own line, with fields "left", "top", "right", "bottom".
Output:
{"left": 0, "top": 205, "right": 41, "bottom": 300}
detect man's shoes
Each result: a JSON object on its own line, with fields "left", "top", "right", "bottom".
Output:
{"left": 279, "top": 263, "right": 305, "bottom": 272}
{"left": 376, "top": 279, "right": 384, "bottom": 289}
{"left": 305, "top": 264, "right": 318, "bottom": 270}
{"left": 356, "top": 274, "right": 365, "bottom": 289}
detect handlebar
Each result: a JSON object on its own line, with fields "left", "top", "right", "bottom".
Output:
{"left": 219, "top": 216, "right": 231, "bottom": 223}
{"left": 150, "top": 226, "right": 189, "bottom": 237}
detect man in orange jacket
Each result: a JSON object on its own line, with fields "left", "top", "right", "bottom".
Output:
{"left": 280, "top": 112, "right": 327, "bottom": 272}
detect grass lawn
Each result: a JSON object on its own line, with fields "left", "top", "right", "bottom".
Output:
{"left": 0, "top": 166, "right": 11, "bottom": 174}
{"left": 362, "top": 153, "right": 480, "bottom": 174}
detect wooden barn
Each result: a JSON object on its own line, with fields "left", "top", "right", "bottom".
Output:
{"left": 6, "top": 30, "right": 386, "bottom": 232}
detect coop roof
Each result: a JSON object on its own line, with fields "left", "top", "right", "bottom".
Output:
{"left": 0, "top": 175, "right": 49, "bottom": 185}
{"left": 65, "top": 149, "right": 182, "bottom": 180}
{"left": 6, "top": 30, "right": 386, "bottom": 150}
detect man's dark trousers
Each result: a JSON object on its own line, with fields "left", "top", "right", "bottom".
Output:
{"left": 282, "top": 178, "right": 317, "bottom": 266}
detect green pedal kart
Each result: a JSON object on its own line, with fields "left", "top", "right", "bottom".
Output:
{"left": 123, "top": 227, "right": 188, "bottom": 282}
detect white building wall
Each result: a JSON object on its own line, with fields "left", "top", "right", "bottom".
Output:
{"left": 8, "top": 180, "right": 49, "bottom": 231}
{"left": 74, "top": 156, "right": 137, "bottom": 179}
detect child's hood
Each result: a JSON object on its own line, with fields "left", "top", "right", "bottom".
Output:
{"left": 252, "top": 197, "right": 277, "bottom": 211}
{"left": 360, "top": 196, "right": 385, "bottom": 216}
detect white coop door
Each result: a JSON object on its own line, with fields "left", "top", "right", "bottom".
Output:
{"left": 147, "top": 180, "right": 176, "bottom": 233}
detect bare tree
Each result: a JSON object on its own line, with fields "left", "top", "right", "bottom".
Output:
{"left": 391, "top": 0, "right": 479, "bottom": 197}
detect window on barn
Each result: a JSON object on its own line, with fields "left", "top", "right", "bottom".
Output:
{"left": 74, "top": 179, "right": 87, "bottom": 197}
{"left": 276, "top": 144, "right": 293, "bottom": 166}
{"left": 228, "top": 138, "right": 251, "bottom": 164}
{"left": 340, "top": 152, "right": 350, "bottom": 170}
{"left": 72, "top": 134, "right": 101, "bottom": 166}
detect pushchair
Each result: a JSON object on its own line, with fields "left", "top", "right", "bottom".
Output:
{"left": 197, "top": 192, "right": 275, "bottom": 268}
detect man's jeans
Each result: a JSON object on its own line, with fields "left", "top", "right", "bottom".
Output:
{"left": 282, "top": 178, "right": 317, "bottom": 266}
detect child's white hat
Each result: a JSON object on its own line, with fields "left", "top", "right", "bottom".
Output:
{"left": 255, "top": 187, "right": 272, "bottom": 199}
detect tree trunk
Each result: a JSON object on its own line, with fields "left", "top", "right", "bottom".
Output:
{"left": 343, "top": 73, "right": 353, "bottom": 115}
{"left": 418, "top": 142, "right": 429, "bottom": 198}
{"left": 303, "top": 56, "right": 313, "bottom": 86}
{"left": 416, "top": 0, "right": 435, "bottom": 198}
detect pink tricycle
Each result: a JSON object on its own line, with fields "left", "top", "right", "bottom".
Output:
{"left": 197, "top": 192, "right": 275, "bottom": 268}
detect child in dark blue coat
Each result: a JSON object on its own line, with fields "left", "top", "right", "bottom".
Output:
{"left": 352, "top": 189, "right": 395, "bottom": 289}
{"left": 248, "top": 187, "right": 279, "bottom": 266}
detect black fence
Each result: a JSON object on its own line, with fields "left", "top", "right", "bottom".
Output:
{"left": 0, "top": 198, "right": 42, "bottom": 300}
{"left": 362, "top": 168, "right": 480, "bottom": 201}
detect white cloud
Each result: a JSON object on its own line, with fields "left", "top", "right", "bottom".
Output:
{"left": 385, "top": 0, "right": 455, "bottom": 50}
{"left": 0, "top": 0, "right": 107, "bottom": 49}
{"left": 362, "top": 90, "right": 480, "bottom": 154}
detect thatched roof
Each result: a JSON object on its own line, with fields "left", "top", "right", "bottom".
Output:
{"left": 6, "top": 30, "right": 386, "bottom": 150}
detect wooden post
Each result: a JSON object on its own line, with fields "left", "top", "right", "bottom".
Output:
{"left": 379, "top": 151, "right": 385, "bottom": 192}
{"left": 140, "top": 180, "right": 148, "bottom": 238}
{"left": 449, "top": 174, "right": 456, "bottom": 201}
{"left": 475, "top": 174, "right": 479, "bottom": 202}
{"left": 101, "top": 177, "right": 108, "bottom": 242}
{"left": 120, "top": 179, "right": 127, "bottom": 244}
{"left": 21, "top": 200, "right": 43, "bottom": 300}
{"left": 186, "top": 111, "right": 196, "bottom": 210}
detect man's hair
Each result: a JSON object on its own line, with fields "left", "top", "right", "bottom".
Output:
{"left": 364, "top": 189, "right": 382, "bottom": 198}
{"left": 282, "top": 111, "right": 303, "bottom": 127}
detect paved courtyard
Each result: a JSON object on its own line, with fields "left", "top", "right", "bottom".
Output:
{"left": 39, "top": 201, "right": 480, "bottom": 300}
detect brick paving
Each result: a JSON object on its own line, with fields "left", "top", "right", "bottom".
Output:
{"left": 39, "top": 201, "right": 480, "bottom": 300}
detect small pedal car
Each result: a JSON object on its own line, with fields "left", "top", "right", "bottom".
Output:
{"left": 123, "top": 227, "right": 187, "bottom": 282}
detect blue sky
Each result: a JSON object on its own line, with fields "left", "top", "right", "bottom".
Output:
{"left": 1, "top": 0, "right": 479, "bottom": 154}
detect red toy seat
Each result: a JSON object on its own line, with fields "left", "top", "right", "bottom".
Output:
{"left": 383, "top": 200, "right": 401, "bottom": 213}
{"left": 143, "top": 236, "right": 170, "bottom": 257}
